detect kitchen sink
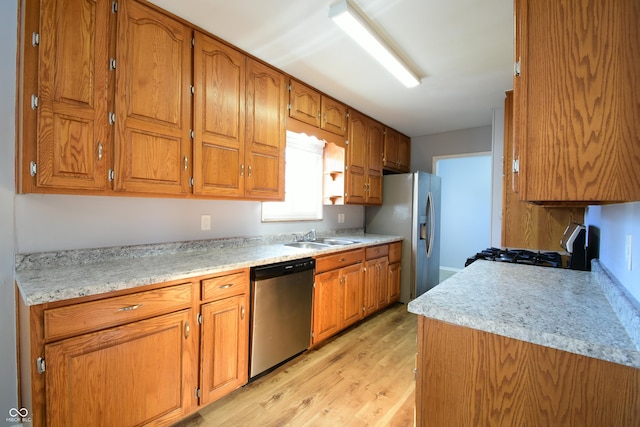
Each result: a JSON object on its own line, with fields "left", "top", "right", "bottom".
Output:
{"left": 312, "top": 238, "right": 358, "bottom": 246}
{"left": 284, "top": 242, "right": 331, "bottom": 249}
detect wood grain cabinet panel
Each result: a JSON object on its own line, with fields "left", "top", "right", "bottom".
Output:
{"left": 45, "top": 309, "right": 195, "bottom": 427}
{"left": 193, "top": 32, "right": 246, "bottom": 197}
{"left": 515, "top": 0, "right": 640, "bottom": 203}
{"left": 244, "top": 59, "right": 286, "bottom": 200}
{"left": 199, "top": 294, "right": 248, "bottom": 405}
{"left": 313, "top": 249, "right": 365, "bottom": 345}
{"left": 288, "top": 79, "right": 321, "bottom": 127}
{"left": 114, "top": 0, "right": 192, "bottom": 195}
{"left": 346, "top": 109, "right": 384, "bottom": 205}
{"left": 321, "top": 96, "right": 347, "bottom": 136}
{"left": 416, "top": 316, "right": 640, "bottom": 426}
{"left": 34, "top": 0, "right": 111, "bottom": 191}
{"left": 502, "top": 91, "right": 584, "bottom": 250}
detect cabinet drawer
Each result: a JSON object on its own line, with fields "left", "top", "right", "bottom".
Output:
{"left": 366, "top": 244, "right": 389, "bottom": 260}
{"left": 44, "top": 283, "right": 193, "bottom": 341}
{"left": 315, "top": 249, "right": 364, "bottom": 273}
{"left": 389, "top": 241, "right": 402, "bottom": 263}
{"left": 201, "top": 270, "right": 249, "bottom": 302}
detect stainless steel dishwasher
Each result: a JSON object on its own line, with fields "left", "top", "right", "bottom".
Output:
{"left": 249, "top": 257, "right": 315, "bottom": 379}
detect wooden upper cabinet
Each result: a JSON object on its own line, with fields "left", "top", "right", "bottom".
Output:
{"left": 33, "top": 0, "right": 111, "bottom": 191}
{"left": 384, "top": 127, "right": 411, "bottom": 173}
{"left": 398, "top": 133, "right": 410, "bottom": 171}
{"left": 193, "top": 32, "right": 246, "bottom": 197}
{"left": 502, "top": 91, "right": 584, "bottom": 250}
{"left": 114, "top": 0, "right": 192, "bottom": 195}
{"left": 321, "top": 96, "right": 347, "bottom": 136}
{"left": 244, "top": 59, "right": 286, "bottom": 200}
{"left": 288, "top": 79, "right": 321, "bottom": 127}
{"left": 288, "top": 79, "right": 347, "bottom": 137}
{"left": 345, "top": 110, "right": 383, "bottom": 205}
{"left": 515, "top": 0, "right": 640, "bottom": 203}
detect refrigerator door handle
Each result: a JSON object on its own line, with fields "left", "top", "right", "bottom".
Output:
{"left": 426, "top": 191, "right": 435, "bottom": 258}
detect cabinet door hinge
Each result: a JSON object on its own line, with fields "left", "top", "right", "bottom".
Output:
{"left": 512, "top": 157, "right": 520, "bottom": 174}
{"left": 287, "top": 103, "right": 291, "bottom": 111}
{"left": 190, "top": 85, "right": 195, "bottom": 95}
{"left": 191, "top": 37, "right": 195, "bottom": 47}
{"left": 108, "top": 169, "right": 115, "bottom": 182}
{"left": 288, "top": 84, "right": 291, "bottom": 91}
{"left": 29, "top": 161, "right": 37, "bottom": 176}
{"left": 31, "top": 94, "right": 38, "bottom": 110}
{"left": 111, "top": 1, "right": 118, "bottom": 13}
{"left": 514, "top": 60, "right": 521, "bottom": 77}
{"left": 189, "top": 177, "right": 194, "bottom": 187}
{"left": 36, "top": 357, "right": 45, "bottom": 374}
{"left": 345, "top": 139, "right": 349, "bottom": 145}
{"left": 109, "top": 58, "right": 116, "bottom": 70}
{"left": 197, "top": 313, "right": 203, "bottom": 325}
{"left": 32, "top": 32, "right": 39, "bottom": 47}
{"left": 109, "top": 112, "right": 116, "bottom": 125}
{"left": 190, "top": 129, "right": 194, "bottom": 139}
{"left": 195, "top": 387, "right": 201, "bottom": 399}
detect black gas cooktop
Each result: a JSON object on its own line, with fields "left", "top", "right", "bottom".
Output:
{"left": 465, "top": 248, "right": 563, "bottom": 268}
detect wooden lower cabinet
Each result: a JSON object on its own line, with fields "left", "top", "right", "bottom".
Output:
{"left": 364, "top": 245, "right": 390, "bottom": 317}
{"left": 312, "top": 249, "right": 365, "bottom": 345}
{"left": 199, "top": 271, "right": 249, "bottom": 405}
{"left": 19, "top": 272, "right": 251, "bottom": 427}
{"left": 387, "top": 261, "right": 401, "bottom": 303}
{"left": 45, "top": 310, "right": 194, "bottom": 427}
{"left": 416, "top": 316, "right": 640, "bottom": 427}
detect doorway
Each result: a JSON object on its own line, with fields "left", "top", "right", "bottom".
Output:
{"left": 434, "top": 153, "right": 492, "bottom": 277}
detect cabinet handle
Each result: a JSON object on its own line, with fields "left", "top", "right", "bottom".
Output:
{"left": 218, "top": 283, "right": 234, "bottom": 289}
{"left": 240, "top": 164, "right": 245, "bottom": 177}
{"left": 241, "top": 305, "right": 245, "bottom": 320}
{"left": 248, "top": 165, "right": 252, "bottom": 178}
{"left": 184, "top": 321, "right": 190, "bottom": 339}
{"left": 118, "top": 303, "right": 142, "bottom": 312}
{"left": 184, "top": 156, "right": 188, "bottom": 170}
{"left": 97, "top": 142, "right": 103, "bottom": 160}
{"left": 339, "top": 258, "right": 346, "bottom": 262}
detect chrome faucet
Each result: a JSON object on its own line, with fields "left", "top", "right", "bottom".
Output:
{"left": 302, "top": 229, "right": 317, "bottom": 242}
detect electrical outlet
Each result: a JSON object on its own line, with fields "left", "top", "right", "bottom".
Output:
{"left": 625, "top": 235, "right": 632, "bottom": 271}
{"left": 201, "top": 214, "right": 211, "bottom": 231}
{"left": 338, "top": 213, "right": 345, "bottom": 223}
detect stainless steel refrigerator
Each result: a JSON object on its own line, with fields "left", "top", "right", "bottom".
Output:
{"left": 365, "top": 172, "right": 441, "bottom": 303}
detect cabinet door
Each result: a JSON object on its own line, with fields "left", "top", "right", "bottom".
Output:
{"left": 244, "top": 59, "right": 286, "bottom": 200}
{"left": 345, "top": 110, "right": 368, "bottom": 204}
{"left": 375, "top": 257, "right": 389, "bottom": 309}
{"left": 45, "top": 310, "right": 195, "bottom": 427}
{"left": 200, "top": 294, "right": 248, "bottom": 405}
{"left": 366, "top": 120, "right": 384, "bottom": 204}
{"left": 193, "top": 32, "right": 246, "bottom": 197}
{"left": 289, "top": 79, "right": 321, "bottom": 127}
{"left": 515, "top": 0, "right": 640, "bottom": 202}
{"left": 114, "top": 0, "right": 192, "bottom": 194}
{"left": 363, "top": 259, "right": 377, "bottom": 317}
{"left": 321, "top": 97, "right": 347, "bottom": 136}
{"left": 36, "top": 0, "right": 111, "bottom": 190}
{"left": 388, "top": 262, "right": 401, "bottom": 303}
{"left": 341, "top": 263, "right": 364, "bottom": 328}
{"left": 397, "top": 133, "right": 411, "bottom": 172}
{"left": 383, "top": 127, "right": 400, "bottom": 169}
{"left": 312, "top": 269, "right": 341, "bottom": 344}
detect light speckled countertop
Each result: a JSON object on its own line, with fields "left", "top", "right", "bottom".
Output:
{"left": 407, "top": 260, "right": 640, "bottom": 369}
{"left": 15, "top": 231, "right": 401, "bottom": 306}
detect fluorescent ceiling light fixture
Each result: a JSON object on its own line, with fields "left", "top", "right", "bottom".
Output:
{"left": 329, "top": 0, "right": 421, "bottom": 88}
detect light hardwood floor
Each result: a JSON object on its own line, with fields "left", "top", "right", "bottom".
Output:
{"left": 175, "top": 303, "right": 417, "bottom": 427}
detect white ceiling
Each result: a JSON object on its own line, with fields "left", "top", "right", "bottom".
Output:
{"left": 149, "top": 0, "right": 514, "bottom": 137}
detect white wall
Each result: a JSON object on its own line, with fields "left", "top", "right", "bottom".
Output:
{"left": 15, "top": 195, "right": 363, "bottom": 253}
{"left": 585, "top": 203, "right": 640, "bottom": 304}
{"left": 411, "top": 125, "right": 493, "bottom": 173}
{"left": 0, "top": 0, "right": 18, "bottom": 413}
